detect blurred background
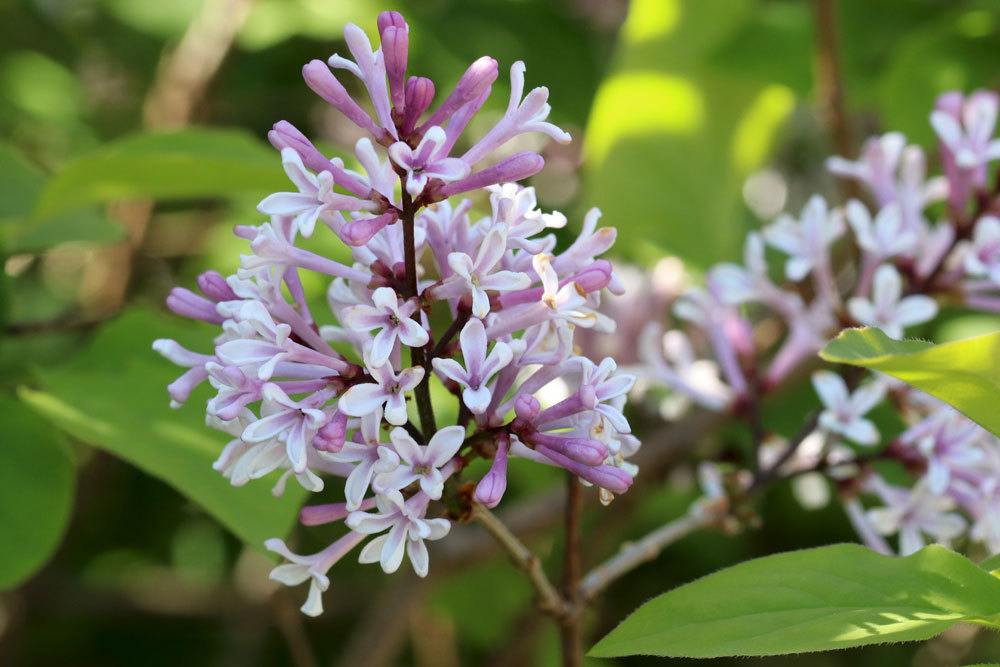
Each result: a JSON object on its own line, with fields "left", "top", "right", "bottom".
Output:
{"left": 2, "top": 0, "right": 1000, "bottom": 665}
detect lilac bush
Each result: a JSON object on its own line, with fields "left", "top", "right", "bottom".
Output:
{"left": 155, "top": 11, "right": 636, "bottom": 616}
{"left": 626, "top": 89, "right": 1000, "bottom": 557}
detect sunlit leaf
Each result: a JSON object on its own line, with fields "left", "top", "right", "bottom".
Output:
{"left": 19, "top": 308, "right": 306, "bottom": 549}
{"left": 34, "top": 129, "right": 285, "bottom": 219}
{"left": 582, "top": 0, "right": 795, "bottom": 268}
{"left": 820, "top": 327, "right": 1000, "bottom": 438}
{"left": 0, "top": 397, "right": 75, "bottom": 589}
{"left": 590, "top": 544, "right": 1000, "bottom": 658}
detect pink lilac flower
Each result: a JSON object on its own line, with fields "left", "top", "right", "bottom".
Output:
{"left": 347, "top": 490, "right": 451, "bottom": 576}
{"left": 812, "top": 371, "right": 885, "bottom": 446}
{"left": 341, "top": 287, "right": 429, "bottom": 366}
{"left": 337, "top": 361, "right": 424, "bottom": 426}
{"left": 374, "top": 426, "right": 465, "bottom": 499}
{"left": 431, "top": 318, "right": 512, "bottom": 414}
{"left": 156, "top": 10, "right": 634, "bottom": 616}
{"left": 846, "top": 264, "right": 937, "bottom": 339}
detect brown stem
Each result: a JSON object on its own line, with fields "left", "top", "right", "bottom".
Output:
{"left": 578, "top": 501, "right": 726, "bottom": 602}
{"left": 812, "top": 0, "right": 854, "bottom": 162}
{"left": 270, "top": 590, "right": 319, "bottom": 667}
{"left": 470, "top": 503, "right": 569, "bottom": 618}
{"left": 429, "top": 309, "right": 471, "bottom": 361}
{"left": 559, "top": 473, "right": 584, "bottom": 667}
{"left": 399, "top": 189, "right": 437, "bottom": 438}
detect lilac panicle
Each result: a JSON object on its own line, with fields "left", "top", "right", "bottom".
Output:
{"left": 155, "top": 10, "right": 634, "bottom": 617}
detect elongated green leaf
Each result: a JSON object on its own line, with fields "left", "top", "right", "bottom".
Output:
{"left": 19, "top": 308, "right": 305, "bottom": 548}
{"left": 0, "top": 397, "right": 75, "bottom": 589}
{"left": 590, "top": 544, "right": 1000, "bottom": 658}
{"left": 35, "top": 129, "right": 285, "bottom": 219}
{"left": 820, "top": 328, "right": 1000, "bottom": 438}
{"left": 0, "top": 143, "right": 124, "bottom": 252}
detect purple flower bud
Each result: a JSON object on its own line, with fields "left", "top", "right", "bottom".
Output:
{"left": 233, "top": 225, "right": 257, "bottom": 240}
{"left": 380, "top": 26, "right": 408, "bottom": 112}
{"left": 574, "top": 260, "right": 614, "bottom": 293}
{"left": 536, "top": 444, "right": 633, "bottom": 493}
{"left": 514, "top": 393, "right": 541, "bottom": 421}
{"left": 530, "top": 433, "right": 608, "bottom": 466}
{"left": 437, "top": 152, "right": 544, "bottom": 198}
{"left": 401, "top": 76, "right": 435, "bottom": 136}
{"left": 197, "top": 270, "right": 237, "bottom": 302}
{"left": 167, "top": 288, "right": 225, "bottom": 324}
{"left": 377, "top": 10, "right": 406, "bottom": 33}
{"left": 474, "top": 435, "right": 509, "bottom": 508}
{"left": 314, "top": 410, "right": 349, "bottom": 452}
{"left": 268, "top": 121, "right": 370, "bottom": 198}
{"left": 300, "top": 497, "right": 375, "bottom": 526}
{"left": 339, "top": 211, "right": 398, "bottom": 246}
{"left": 302, "top": 60, "right": 382, "bottom": 138}
{"left": 421, "top": 56, "right": 497, "bottom": 131}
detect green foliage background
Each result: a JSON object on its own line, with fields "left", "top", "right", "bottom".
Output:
{"left": 2, "top": 0, "right": 1000, "bottom": 665}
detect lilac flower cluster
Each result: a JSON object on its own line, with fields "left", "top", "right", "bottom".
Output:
{"left": 626, "top": 90, "right": 1000, "bottom": 556}
{"left": 155, "top": 12, "right": 637, "bottom": 616}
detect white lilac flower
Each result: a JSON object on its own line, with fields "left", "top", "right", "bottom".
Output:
{"left": 266, "top": 533, "right": 365, "bottom": 616}
{"left": 338, "top": 361, "right": 424, "bottom": 426}
{"left": 637, "top": 325, "right": 732, "bottom": 413}
{"left": 240, "top": 383, "right": 332, "bottom": 473}
{"left": 901, "top": 410, "right": 988, "bottom": 494}
{"left": 577, "top": 357, "right": 635, "bottom": 434}
{"left": 867, "top": 480, "right": 966, "bottom": 555}
{"left": 341, "top": 287, "right": 429, "bottom": 366}
{"left": 462, "top": 61, "right": 571, "bottom": 166}
{"left": 826, "top": 132, "right": 907, "bottom": 205}
{"left": 931, "top": 90, "right": 1000, "bottom": 176}
{"left": 964, "top": 216, "right": 1000, "bottom": 284}
{"left": 812, "top": 371, "right": 885, "bottom": 446}
{"left": 434, "top": 226, "right": 531, "bottom": 318}
{"left": 488, "top": 183, "right": 566, "bottom": 253}
{"left": 210, "top": 410, "right": 324, "bottom": 492}
{"left": 762, "top": 195, "right": 844, "bottom": 282}
{"left": 347, "top": 490, "right": 451, "bottom": 576}
{"left": 374, "top": 426, "right": 465, "bottom": 499}
{"left": 157, "top": 10, "right": 636, "bottom": 616}
{"left": 431, "top": 318, "right": 512, "bottom": 413}
{"left": 325, "top": 418, "right": 397, "bottom": 510}
{"left": 257, "top": 148, "right": 376, "bottom": 238}
{"left": 847, "top": 264, "right": 937, "bottom": 339}
{"left": 845, "top": 200, "right": 918, "bottom": 259}
{"left": 388, "top": 126, "right": 470, "bottom": 197}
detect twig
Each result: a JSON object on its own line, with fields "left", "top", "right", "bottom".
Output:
{"left": 470, "top": 503, "right": 570, "bottom": 618}
{"left": 271, "top": 589, "right": 319, "bottom": 667}
{"left": 578, "top": 500, "right": 726, "bottom": 602}
{"left": 429, "top": 309, "right": 471, "bottom": 361}
{"left": 559, "top": 474, "right": 584, "bottom": 667}
{"left": 748, "top": 410, "right": 821, "bottom": 493}
{"left": 812, "top": 0, "right": 853, "bottom": 162}
{"left": 400, "top": 189, "right": 437, "bottom": 437}
{"left": 143, "top": 0, "right": 255, "bottom": 128}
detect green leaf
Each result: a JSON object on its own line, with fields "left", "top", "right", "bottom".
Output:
{"left": 978, "top": 553, "right": 1000, "bottom": 574}
{"left": 820, "top": 327, "right": 1000, "bottom": 438}
{"left": 19, "top": 308, "right": 305, "bottom": 549}
{"left": 589, "top": 544, "right": 1000, "bottom": 658}
{"left": 0, "top": 397, "right": 75, "bottom": 589}
{"left": 34, "top": 129, "right": 285, "bottom": 219}
{"left": 0, "top": 143, "right": 44, "bottom": 221}
{"left": 6, "top": 208, "right": 124, "bottom": 254}
{"left": 582, "top": 0, "right": 795, "bottom": 268}
{"left": 0, "top": 144, "right": 124, "bottom": 252}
